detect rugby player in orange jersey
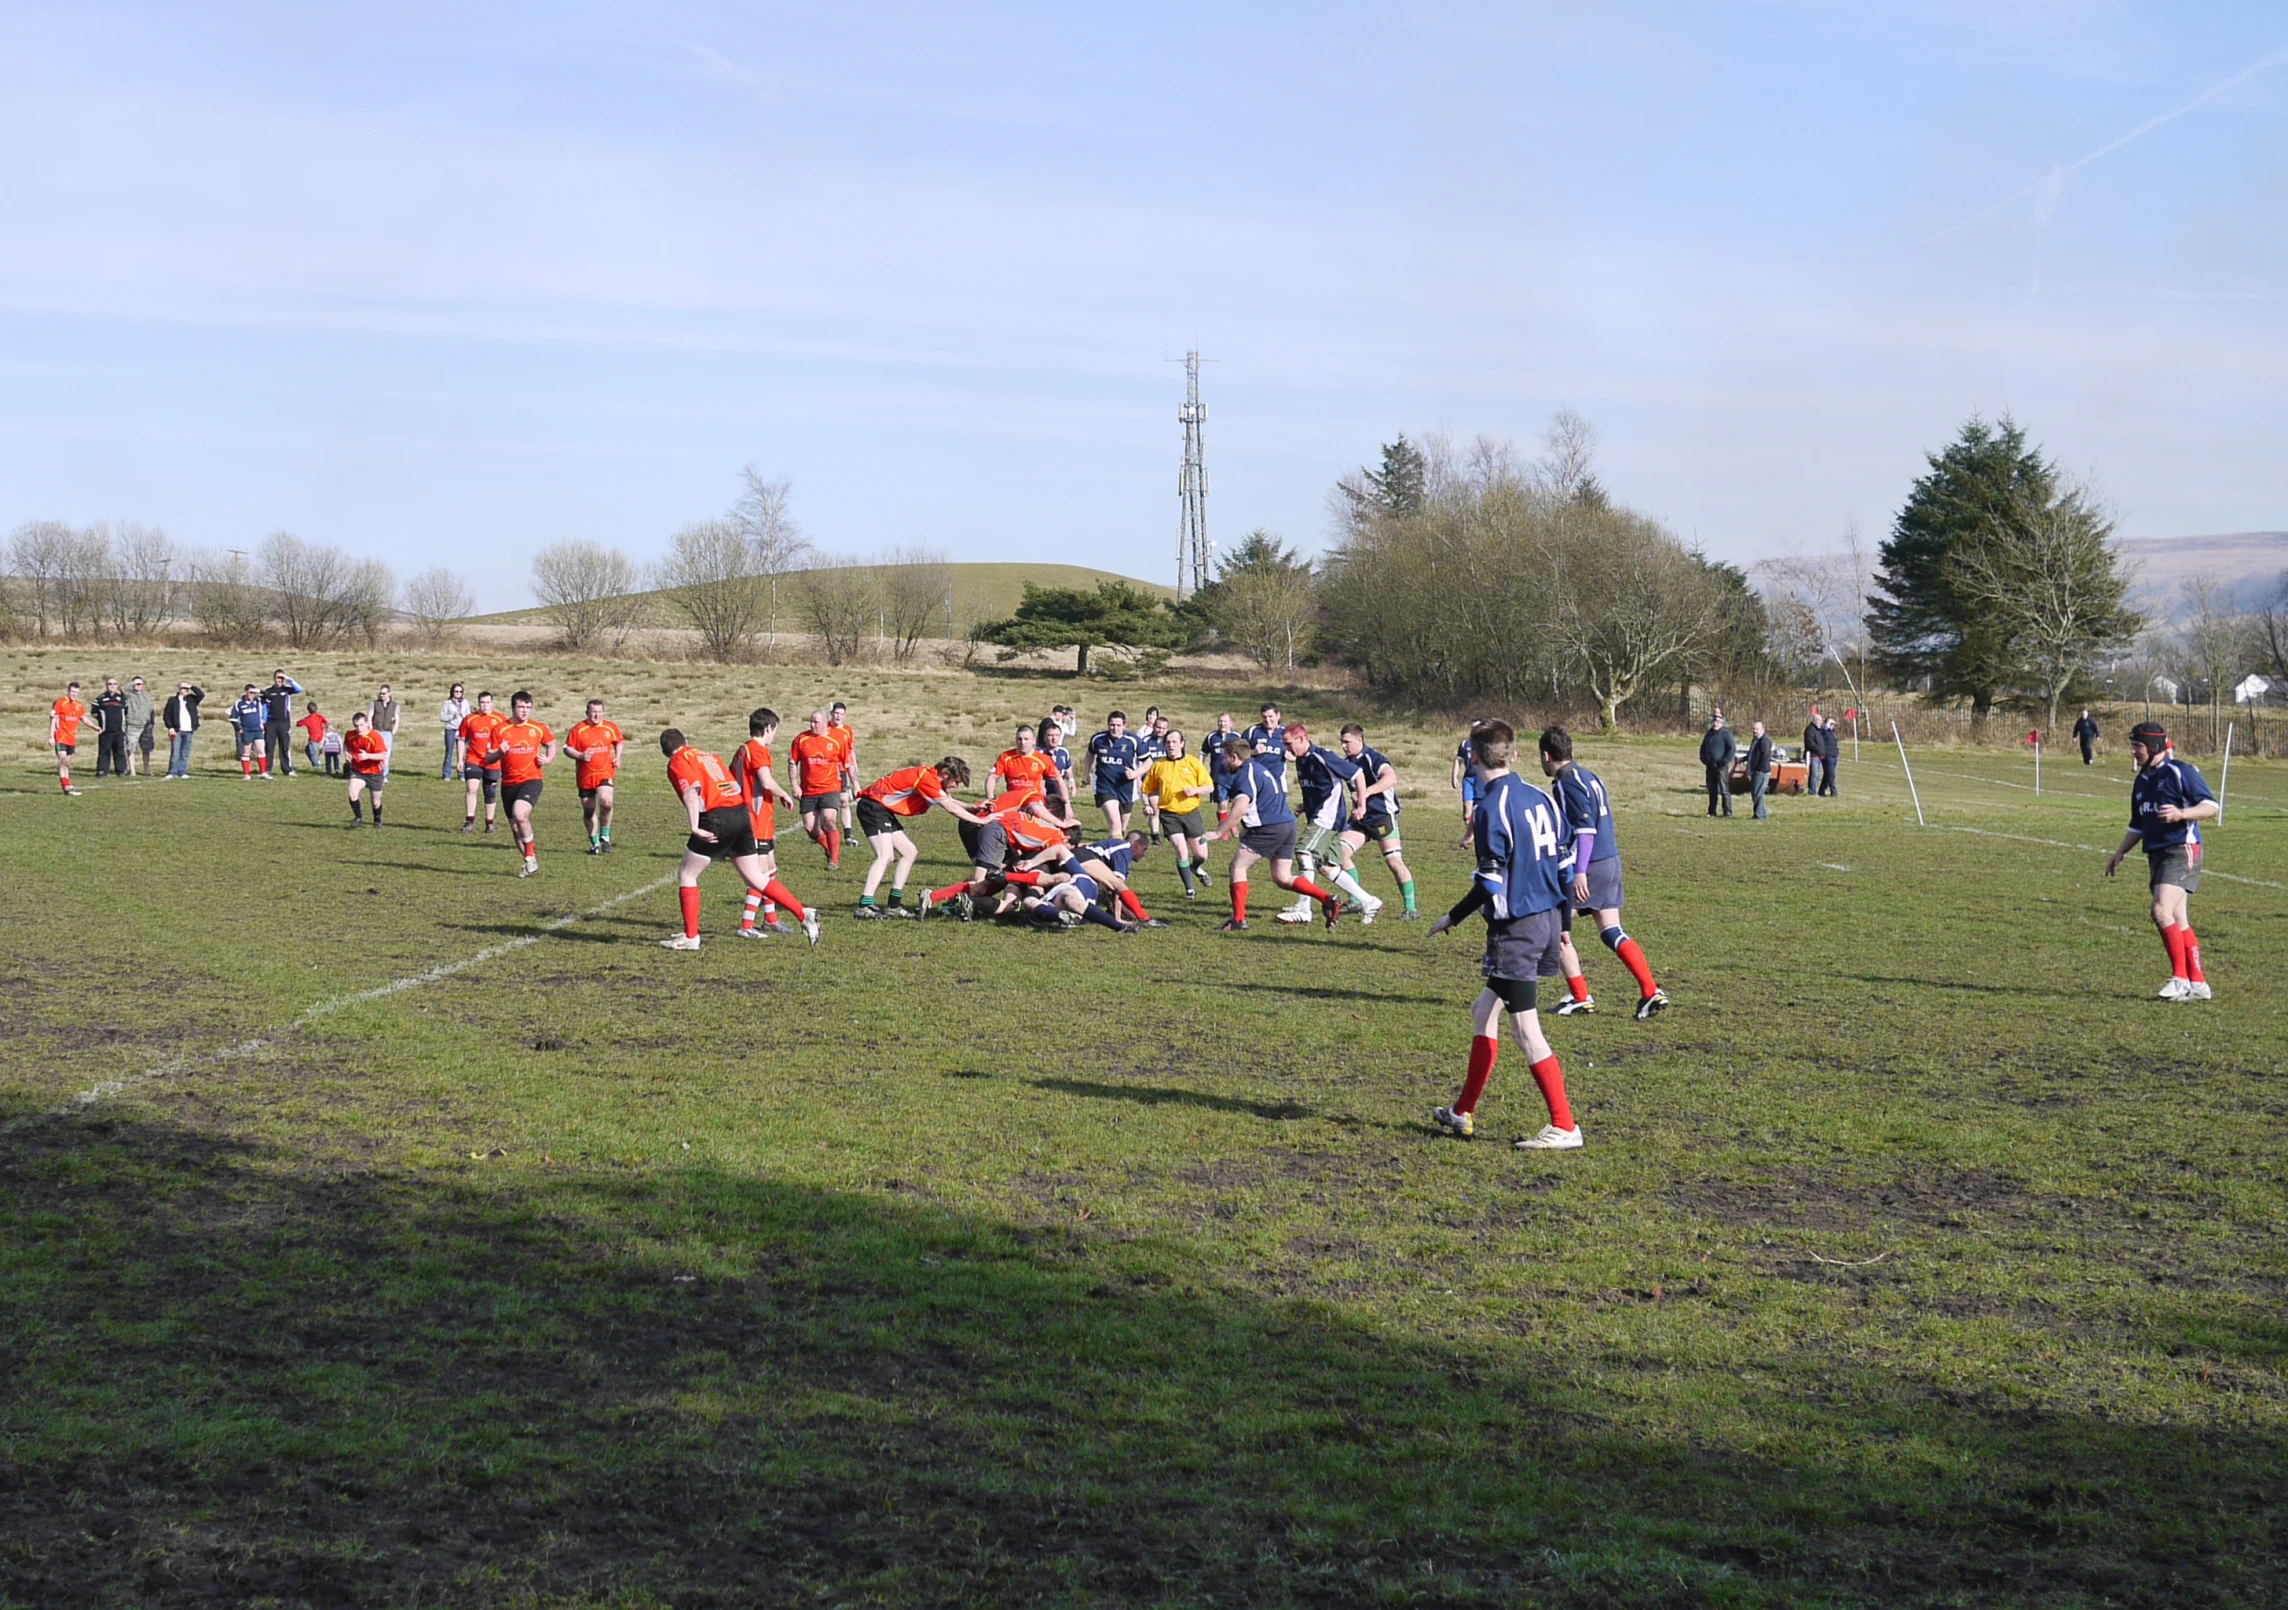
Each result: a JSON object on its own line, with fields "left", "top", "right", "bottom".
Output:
{"left": 988, "top": 724, "right": 1079, "bottom": 825}
{"left": 852, "top": 756, "right": 985, "bottom": 917}
{"left": 729, "top": 706, "right": 818, "bottom": 940}
{"left": 659, "top": 729, "right": 822, "bottom": 950}
{"left": 919, "top": 780, "right": 1066, "bottom": 920}
{"left": 787, "top": 710, "right": 848, "bottom": 870}
{"left": 342, "top": 711, "right": 390, "bottom": 827}
{"left": 494, "top": 691, "right": 556, "bottom": 877}
{"left": 828, "top": 700, "right": 858, "bottom": 840}
{"left": 458, "top": 692, "right": 509, "bottom": 833}
{"left": 50, "top": 682, "right": 87, "bottom": 795}
{"left": 563, "top": 698, "right": 626, "bottom": 854}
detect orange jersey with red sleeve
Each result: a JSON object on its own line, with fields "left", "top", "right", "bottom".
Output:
{"left": 51, "top": 698, "right": 86, "bottom": 745}
{"left": 734, "top": 737, "right": 778, "bottom": 838}
{"left": 860, "top": 764, "right": 949, "bottom": 817}
{"left": 1004, "top": 808, "right": 1067, "bottom": 854}
{"left": 984, "top": 782, "right": 1044, "bottom": 820}
{"left": 344, "top": 729, "right": 389, "bottom": 775}
{"left": 565, "top": 719, "right": 623, "bottom": 789}
{"left": 495, "top": 720, "right": 554, "bottom": 786}
{"left": 667, "top": 745, "right": 745, "bottom": 810}
{"left": 993, "top": 748, "right": 1056, "bottom": 795}
{"left": 458, "top": 710, "right": 507, "bottom": 767}
{"left": 789, "top": 731, "right": 844, "bottom": 796}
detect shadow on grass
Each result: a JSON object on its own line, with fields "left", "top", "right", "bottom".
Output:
{"left": 1030, "top": 1076, "right": 1314, "bottom": 1121}
{"left": 1, "top": 1109, "right": 2279, "bottom": 1608}
{"left": 1214, "top": 981, "right": 1447, "bottom": 1005}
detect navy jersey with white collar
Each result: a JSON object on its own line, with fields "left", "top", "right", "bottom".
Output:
{"left": 1470, "top": 772, "right": 1572, "bottom": 920}
{"left": 1080, "top": 836, "right": 1134, "bottom": 877}
{"left": 1291, "top": 744, "right": 1362, "bottom": 827}
{"left": 1227, "top": 756, "right": 1295, "bottom": 828}
{"left": 1549, "top": 762, "right": 1618, "bottom": 863}
{"left": 2129, "top": 756, "right": 2214, "bottom": 851}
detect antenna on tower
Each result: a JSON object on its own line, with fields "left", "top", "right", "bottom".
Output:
{"left": 1171, "top": 349, "right": 1214, "bottom": 598}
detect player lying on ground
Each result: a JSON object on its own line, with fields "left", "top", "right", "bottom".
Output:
{"left": 1539, "top": 724, "right": 1668, "bottom": 1021}
{"left": 2105, "top": 719, "right": 2219, "bottom": 1002}
{"left": 918, "top": 782, "right": 1067, "bottom": 920}
{"left": 659, "top": 728, "right": 821, "bottom": 950}
{"left": 730, "top": 707, "right": 817, "bottom": 940}
{"left": 1425, "top": 719, "right": 1584, "bottom": 1151}
{"left": 1206, "top": 737, "right": 1341, "bottom": 933}
{"left": 852, "top": 757, "right": 987, "bottom": 917}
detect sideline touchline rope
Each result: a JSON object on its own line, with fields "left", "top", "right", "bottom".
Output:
{"left": 23, "top": 874, "right": 679, "bottom": 1123}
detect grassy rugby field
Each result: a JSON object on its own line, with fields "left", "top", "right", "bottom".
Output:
{"left": 2, "top": 649, "right": 2284, "bottom": 1608}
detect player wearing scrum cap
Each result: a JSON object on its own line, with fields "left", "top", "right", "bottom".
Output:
{"left": 2105, "top": 720, "right": 2219, "bottom": 1001}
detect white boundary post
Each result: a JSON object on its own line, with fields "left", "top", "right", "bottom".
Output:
{"left": 1892, "top": 721, "right": 1925, "bottom": 826}
{"left": 2034, "top": 737, "right": 2041, "bottom": 796}
{"left": 2218, "top": 721, "right": 2234, "bottom": 823}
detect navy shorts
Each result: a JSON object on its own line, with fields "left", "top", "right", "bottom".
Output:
{"left": 1239, "top": 821, "right": 1298, "bottom": 862}
{"left": 1095, "top": 787, "right": 1135, "bottom": 809}
{"left": 1483, "top": 908, "right": 1565, "bottom": 987}
{"left": 1574, "top": 855, "right": 1624, "bottom": 913}
{"left": 2148, "top": 844, "right": 2202, "bottom": 893}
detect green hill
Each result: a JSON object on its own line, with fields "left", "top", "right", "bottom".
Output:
{"left": 469, "top": 562, "right": 1173, "bottom": 632}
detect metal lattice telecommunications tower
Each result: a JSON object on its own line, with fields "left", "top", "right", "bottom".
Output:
{"left": 1173, "top": 350, "right": 1213, "bottom": 597}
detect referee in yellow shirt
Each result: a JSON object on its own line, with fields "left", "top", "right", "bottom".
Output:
{"left": 1140, "top": 728, "right": 1218, "bottom": 898}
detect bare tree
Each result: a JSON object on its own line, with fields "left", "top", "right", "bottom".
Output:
{"left": 191, "top": 549, "right": 270, "bottom": 646}
{"left": 1545, "top": 510, "right": 1723, "bottom": 729}
{"left": 733, "top": 467, "right": 812, "bottom": 648}
{"left": 2254, "top": 571, "right": 2288, "bottom": 683}
{"left": 878, "top": 546, "right": 953, "bottom": 659}
{"left": 1216, "top": 564, "right": 1319, "bottom": 670}
{"left": 2176, "top": 572, "right": 2247, "bottom": 749}
{"left": 257, "top": 531, "right": 354, "bottom": 647}
{"left": 531, "top": 540, "right": 643, "bottom": 652}
{"left": 401, "top": 567, "right": 476, "bottom": 644}
{"left": 1535, "top": 408, "right": 1605, "bottom": 507}
{"left": 106, "top": 522, "right": 179, "bottom": 637}
{"left": 795, "top": 557, "right": 879, "bottom": 665}
{"left": 654, "top": 519, "right": 766, "bottom": 661}
{"left": 340, "top": 558, "right": 397, "bottom": 646}
{"left": 56, "top": 523, "right": 111, "bottom": 637}
{"left": 8, "top": 520, "right": 72, "bottom": 636}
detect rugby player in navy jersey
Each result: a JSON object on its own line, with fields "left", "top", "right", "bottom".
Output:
{"left": 1132, "top": 713, "right": 1170, "bottom": 841}
{"left": 1274, "top": 723, "right": 1383, "bottom": 925}
{"left": 1086, "top": 710, "right": 1146, "bottom": 836}
{"left": 1206, "top": 738, "right": 1341, "bottom": 932}
{"left": 1541, "top": 726, "right": 1668, "bottom": 1020}
{"left": 1451, "top": 721, "right": 1486, "bottom": 849}
{"left": 1039, "top": 717, "right": 1078, "bottom": 823}
{"left": 1337, "top": 723, "right": 1419, "bottom": 918}
{"left": 1244, "top": 703, "right": 1283, "bottom": 756}
{"left": 2106, "top": 720, "right": 2220, "bottom": 1000}
{"left": 1426, "top": 720, "right": 1583, "bottom": 1150}
{"left": 1071, "top": 830, "right": 1163, "bottom": 927}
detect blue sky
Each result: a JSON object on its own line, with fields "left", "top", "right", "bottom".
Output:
{"left": 2, "top": 2, "right": 2283, "bottom": 608}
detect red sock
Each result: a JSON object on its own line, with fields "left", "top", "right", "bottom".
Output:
{"left": 241, "top": 758, "right": 252, "bottom": 777}
{"left": 679, "top": 885, "right": 702, "bottom": 938}
{"left": 2161, "top": 924, "right": 2188, "bottom": 980}
{"left": 1003, "top": 869, "right": 1041, "bottom": 887}
{"left": 1530, "top": 1055, "right": 1573, "bottom": 1130}
{"left": 928, "top": 878, "right": 974, "bottom": 903}
{"left": 1615, "top": 938, "right": 1657, "bottom": 998}
{"left": 763, "top": 879, "right": 806, "bottom": 920}
{"left": 525, "top": 841, "right": 537, "bottom": 863}
{"left": 1289, "top": 878, "right": 1331, "bottom": 904}
{"left": 2177, "top": 925, "right": 2205, "bottom": 984}
{"left": 1231, "top": 882, "right": 1248, "bottom": 923}
{"left": 823, "top": 826, "right": 840, "bottom": 863}
{"left": 1566, "top": 973, "right": 1591, "bottom": 1004}
{"left": 259, "top": 755, "right": 270, "bottom": 774}
{"left": 1118, "top": 889, "right": 1150, "bottom": 922}
{"left": 1457, "top": 1035, "right": 1498, "bottom": 1114}
{"left": 741, "top": 890, "right": 763, "bottom": 930}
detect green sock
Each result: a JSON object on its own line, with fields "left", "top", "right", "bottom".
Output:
{"left": 1400, "top": 879, "right": 1416, "bottom": 912}
{"left": 858, "top": 893, "right": 876, "bottom": 907}
{"left": 600, "top": 826, "right": 610, "bottom": 842}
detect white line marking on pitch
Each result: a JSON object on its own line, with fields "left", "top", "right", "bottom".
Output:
{"left": 32, "top": 874, "right": 676, "bottom": 1122}
{"left": 1934, "top": 824, "right": 2288, "bottom": 891}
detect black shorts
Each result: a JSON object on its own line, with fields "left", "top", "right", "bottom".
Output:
{"left": 1160, "top": 808, "right": 1205, "bottom": 840}
{"left": 855, "top": 796, "right": 903, "bottom": 839}
{"left": 2148, "top": 844, "right": 2202, "bottom": 893}
{"left": 689, "top": 805, "right": 759, "bottom": 861}
{"left": 467, "top": 765, "right": 502, "bottom": 786}
{"left": 1574, "top": 856, "right": 1624, "bottom": 913}
{"left": 1239, "top": 821, "right": 1298, "bottom": 862}
{"left": 1484, "top": 908, "right": 1565, "bottom": 991}
{"left": 1351, "top": 814, "right": 1400, "bottom": 845}
{"left": 959, "top": 817, "right": 1011, "bottom": 872}
{"left": 799, "top": 791, "right": 844, "bottom": 815}
{"left": 502, "top": 779, "right": 543, "bottom": 811}
{"left": 578, "top": 781, "right": 613, "bottom": 802}
{"left": 53, "top": 743, "right": 75, "bottom": 757}
{"left": 1095, "top": 788, "right": 1135, "bottom": 809}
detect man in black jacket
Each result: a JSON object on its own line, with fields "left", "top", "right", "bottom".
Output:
{"left": 162, "top": 682, "right": 204, "bottom": 778}
{"left": 1802, "top": 712, "right": 1826, "bottom": 797}
{"left": 1819, "top": 717, "right": 1841, "bottom": 796}
{"left": 260, "top": 669, "right": 303, "bottom": 776}
{"left": 2074, "top": 709, "right": 2100, "bottom": 765}
{"left": 1698, "top": 714, "right": 1735, "bottom": 817}
{"left": 91, "top": 676, "right": 130, "bottom": 778}
{"left": 1746, "top": 721, "right": 1775, "bottom": 819}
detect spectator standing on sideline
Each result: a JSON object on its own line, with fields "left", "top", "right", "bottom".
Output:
{"left": 1819, "top": 718, "right": 1841, "bottom": 796}
{"left": 297, "top": 702, "right": 332, "bottom": 772}
{"left": 1698, "top": 713, "right": 1735, "bottom": 818}
{"left": 260, "top": 670, "right": 302, "bottom": 776}
{"left": 229, "top": 685, "right": 269, "bottom": 777}
{"left": 162, "top": 681, "right": 203, "bottom": 779}
{"left": 2075, "top": 709, "right": 2101, "bottom": 766}
{"left": 1746, "top": 721, "right": 1775, "bottom": 819}
{"left": 124, "top": 677, "right": 157, "bottom": 776}
{"left": 92, "top": 676, "right": 130, "bottom": 778}
{"left": 370, "top": 683, "right": 401, "bottom": 781}
{"left": 439, "top": 683, "right": 470, "bottom": 779}
{"left": 1801, "top": 711, "right": 1825, "bottom": 798}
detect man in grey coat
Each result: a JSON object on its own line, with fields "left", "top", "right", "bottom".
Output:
{"left": 1802, "top": 712, "right": 1826, "bottom": 798}
{"left": 1699, "top": 714, "right": 1736, "bottom": 817}
{"left": 1746, "top": 721, "right": 1775, "bottom": 819}
{"left": 125, "top": 676, "right": 156, "bottom": 777}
